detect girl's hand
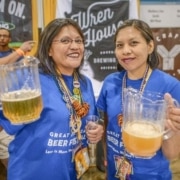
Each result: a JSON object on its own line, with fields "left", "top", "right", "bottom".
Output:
{"left": 164, "top": 93, "right": 180, "bottom": 132}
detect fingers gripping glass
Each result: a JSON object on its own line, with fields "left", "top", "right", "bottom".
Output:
{"left": 53, "top": 38, "right": 84, "bottom": 45}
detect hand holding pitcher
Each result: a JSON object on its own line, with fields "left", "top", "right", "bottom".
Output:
{"left": 122, "top": 88, "right": 179, "bottom": 158}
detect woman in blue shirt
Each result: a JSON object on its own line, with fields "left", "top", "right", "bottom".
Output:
{"left": 0, "top": 18, "right": 103, "bottom": 180}
{"left": 97, "top": 19, "right": 180, "bottom": 180}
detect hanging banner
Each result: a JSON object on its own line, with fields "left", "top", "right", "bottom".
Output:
{"left": 140, "top": 0, "right": 180, "bottom": 80}
{"left": 0, "top": 0, "right": 38, "bottom": 50}
{"left": 56, "top": 0, "right": 138, "bottom": 96}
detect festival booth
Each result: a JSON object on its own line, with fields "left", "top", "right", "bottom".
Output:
{"left": 0, "top": 0, "right": 179, "bottom": 176}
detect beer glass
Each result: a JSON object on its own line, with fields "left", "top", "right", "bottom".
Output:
{"left": 86, "top": 115, "right": 99, "bottom": 166}
{"left": 0, "top": 56, "right": 43, "bottom": 124}
{"left": 122, "top": 88, "right": 178, "bottom": 158}
{"left": 86, "top": 115, "right": 99, "bottom": 135}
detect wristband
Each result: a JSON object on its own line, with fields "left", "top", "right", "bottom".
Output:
{"left": 16, "top": 48, "right": 25, "bottom": 56}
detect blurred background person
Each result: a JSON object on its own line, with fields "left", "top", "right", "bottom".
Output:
{"left": 0, "top": 27, "right": 35, "bottom": 65}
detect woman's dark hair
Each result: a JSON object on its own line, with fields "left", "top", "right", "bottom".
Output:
{"left": 114, "top": 19, "right": 159, "bottom": 71}
{"left": 36, "top": 18, "right": 85, "bottom": 76}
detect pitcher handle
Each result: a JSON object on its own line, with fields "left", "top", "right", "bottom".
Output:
{"left": 163, "top": 129, "right": 175, "bottom": 140}
{"left": 163, "top": 94, "right": 180, "bottom": 140}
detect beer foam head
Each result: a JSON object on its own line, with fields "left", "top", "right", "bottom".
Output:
{"left": 1, "top": 89, "right": 41, "bottom": 101}
{"left": 125, "top": 121, "right": 162, "bottom": 138}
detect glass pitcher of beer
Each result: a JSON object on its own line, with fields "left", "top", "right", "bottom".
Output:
{"left": 122, "top": 88, "right": 175, "bottom": 158}
{"left": 0, "top": 56, "right": 43, "bottom": 124}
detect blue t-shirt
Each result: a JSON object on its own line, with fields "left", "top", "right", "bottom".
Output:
{"left": 0, "top": 49, "right": 14, "bottom": 58}
{"left": 0, "top": 48, "right": 22, "bottom": 61}
{"left": 96, "top": 69, "right": 180, "bottom": 180}
{"left": 0, "top": 73, "right": 97, "bottom": 180}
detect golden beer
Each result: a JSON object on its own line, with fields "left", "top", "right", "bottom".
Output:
{"left": 122, "top": 121, "right": 162, "bottom": 157}
{"left": 1, "top": 89, "right": 43, "bottom": 124}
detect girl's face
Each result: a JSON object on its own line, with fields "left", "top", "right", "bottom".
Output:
{"left": 49, "top": 25, "right": 84, "bottom": 75}
{"left": 115, "top": 26, "right": 154, "bottom": 79}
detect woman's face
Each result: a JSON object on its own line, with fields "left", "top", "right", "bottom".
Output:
{"left": 49, "top": 25, "right": 84, "bottom": 75}
{"left": 115, "top": 26, "right": 154, "bottom": 79}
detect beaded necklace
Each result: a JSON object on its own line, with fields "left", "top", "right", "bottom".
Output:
{"left": 55, "top": 71, "right": 90, "bottom": 140}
